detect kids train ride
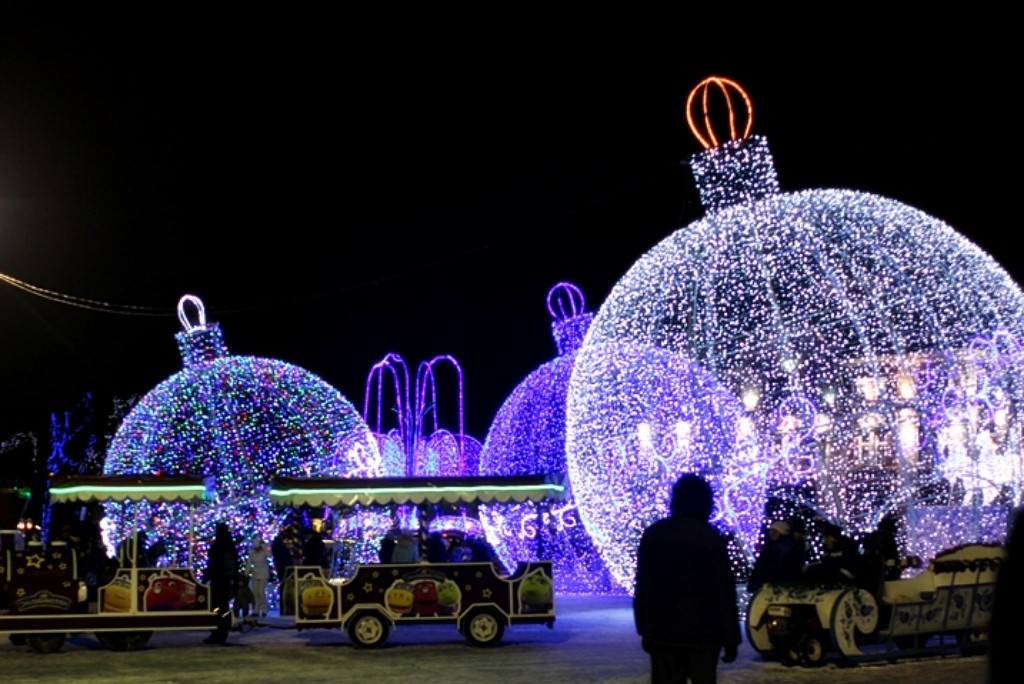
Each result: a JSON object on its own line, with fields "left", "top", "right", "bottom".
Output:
{"left": 1, "top": 474, "right": 562, "bottom": 653}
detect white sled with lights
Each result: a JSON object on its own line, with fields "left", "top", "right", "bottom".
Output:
{"left": 745, "top": 542, "right": 1002, "bottom": 666}
{"left": 1, "top": 475, "right": 220, "bottom": 654}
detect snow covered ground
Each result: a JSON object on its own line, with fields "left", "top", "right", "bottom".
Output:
{"left": 1, "top": 594, "right": 986, "bottom": 683}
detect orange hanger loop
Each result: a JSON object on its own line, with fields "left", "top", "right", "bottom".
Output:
{"left": 686, "top": 76, "right": 754, "bottom": 150}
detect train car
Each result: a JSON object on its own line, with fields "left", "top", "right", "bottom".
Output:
{"left": 1, "top": 475, "right": 220, "bottom": 653}
{"left": 270, "top": 474, "right": 562, "bottom": 647}
{"left": 745, "top": 542, "right": 1002, "bottom": 666}
{"left": 2, "top": 473, "right": 563, "bottom": 653}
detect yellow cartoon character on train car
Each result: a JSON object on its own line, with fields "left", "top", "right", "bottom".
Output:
{"left": 101, "top": 574, "right": 133, "bottom": 613}
{"left": 300, "top": 583, "right": 334, "bottom": 618}
{"left": 385, "top": 581, "right": 415, "bottom": 616}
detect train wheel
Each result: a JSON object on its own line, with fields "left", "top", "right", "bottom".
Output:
{"left": 347, "top": 611, "right": 389, "bottom": 649}
{"left": 26, "top": 634, "right": 66, "bottom": 654}
{"left": 463, "top": 608, "right": 505, "bottom": 647}
{"left": 959, "top": 629, "right": 988, "bottom": 656}
{"left": 97, "top": 630, "right": 153, "bottom": 651}
{"left": 798, "top": 634, "right": 826, "bottom": 667}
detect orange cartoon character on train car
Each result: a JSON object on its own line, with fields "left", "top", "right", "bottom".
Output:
{"left": 144, "top": 570, "right": 198, "bottom": 611}
{"left": 413, "top": 580, "right": 439, "bottom": 616}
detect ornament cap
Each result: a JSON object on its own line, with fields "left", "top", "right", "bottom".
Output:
{"left": 686, "top": 76, "right": 754, "bottom": 150}
{"left": 177, "top": 294, "right": 207, "bottom": 332}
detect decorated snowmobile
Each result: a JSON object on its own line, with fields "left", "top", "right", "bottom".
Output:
{"left": 745, "top": 542, "right": 1002, "bottom": 666}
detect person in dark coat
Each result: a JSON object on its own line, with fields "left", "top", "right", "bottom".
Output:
{"left": 272, "top": 523, "right": 302, "bottom": 608}
{"left": 859, "top": 513, "right": 903, "bottom": 596}
{"left": 424, "top": 532, "right": 447, "bottom": 563}
{"left": 634, "top": 473, "right": 740, "bottom": 684}
{"left": 746, "top": 519, "right": 805, "bottom": 593}
{"left": 271, "top": 525, "right": 292, "bottom": 581}
{"left": 303, "top": 527, "right": 328, "bottom": 571}
{"left": 380, "top": 533, "right": 398, "bottom": 563}
{"left": 202, "top": 521, "right": 239, "bottom": 644}
{"left": 989, "top": 506, "right": 1023, "bottom": 684}
{"left": 804, "top": 523, "right": 861, "bottom": 585}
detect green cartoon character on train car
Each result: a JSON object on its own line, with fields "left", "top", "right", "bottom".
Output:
{"left": 437, "top": 579, "right": 461, "bottom": 615}
{"left": 518, "top": 569, "right": 553, "bottom": 613}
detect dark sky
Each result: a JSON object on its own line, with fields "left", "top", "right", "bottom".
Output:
{"left": 0, "top": 13, "right": 1017, "bottom": 443}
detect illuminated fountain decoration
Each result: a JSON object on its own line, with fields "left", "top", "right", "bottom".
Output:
{"left": 103, "top": 295, "right": 381, "bottom": 574}
{"left": 565, "top": 76, "right": 1024, "bottom": 593}
{"left": 363, "top": 353, "right": 484, "bottom": 534}
{"left": 476, "top": 283, "right": 623, "bottom": 593}
{"left": 365, "top": 353, "right": 481, "bottom": 477}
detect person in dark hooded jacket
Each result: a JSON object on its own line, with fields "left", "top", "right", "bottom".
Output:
{"left": 746, "top": 519, "right": 805, "bottom": 593}
{"left": 634, "top": 473, "right": 741, "bottom": 684}
{"left": 203, "top": 521, "right": 239, "bottom": 644}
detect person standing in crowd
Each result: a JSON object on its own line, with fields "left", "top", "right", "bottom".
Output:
{"left": 248, "top": 537, "right": 271, "bottom": 618}
{"left": 787, "top": 517, "right": 811, "bottom": 568}
{"left": 303, "top": 526, "right": 328, "bottom": 571}
{"left": 271, "top": 524, "right": 292, "bottom": 583}
{"left": 232, "top": 575, "right": 255, "bottom": 619}
{"left": 746, "top": 519, "right": 805, "bottom": 593}
{"left": 989, "top": 505, "right": 1022, "bottom": 684}
{"left": 271, "top": 523, "right": 302, "bottom": 609}
{"left": 634, "top": 473, "right": 740, "bottom": 684}
{"left": 448, "top": 536, "right": 473, "bottom": 562}
{"left": 203, "top": 521, "right": 239, "bottom": 645}
{"left": 425, "top": 532, "right": 447, "bottom": 563}
{"left": 864, "top": 514, "right": 901, "bottom": 580}
{"left": 391, "top": 530, "right": 420, "bottom": 563}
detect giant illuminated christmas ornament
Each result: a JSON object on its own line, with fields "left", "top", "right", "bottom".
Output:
{"left": 103, "top": 295, "right": 381, "bottom": 573}
{"left": 565, "top": 76, "right": 1024, "bottom": 593}
{"left": 476, "top": 283, "right": 621, "bottom": 594}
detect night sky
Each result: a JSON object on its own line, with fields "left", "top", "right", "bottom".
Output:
{"left": 1, "top": 14, "right": 1016, "bottom": 447}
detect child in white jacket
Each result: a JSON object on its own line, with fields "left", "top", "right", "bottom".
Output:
{"left": 248, "top": 538, "right": 272, "bottom": 617}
